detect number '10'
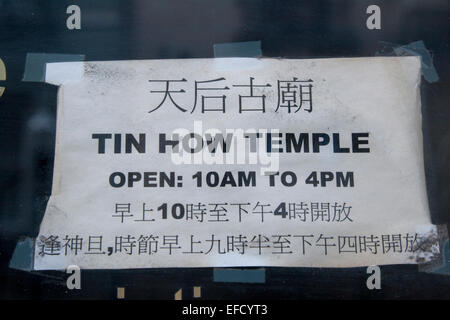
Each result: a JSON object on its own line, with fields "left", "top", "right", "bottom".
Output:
{"left": 157, "top": 203, "right": 185, "bottom": 219}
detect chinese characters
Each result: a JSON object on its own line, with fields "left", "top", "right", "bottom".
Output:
{"left": 148, "top": 77, "right": 314, "bottom": 114}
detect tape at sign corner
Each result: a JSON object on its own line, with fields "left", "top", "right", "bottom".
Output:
{"left": 23, "top": 53, "right": 85, "bottom": 84}
{"left": 9, "top": 237, "right": 35, "bottom": 272}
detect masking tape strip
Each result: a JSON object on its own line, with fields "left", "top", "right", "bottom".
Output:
{"left": 213, "top": 268, "right": 266, "bottom": 283}
{"left": 9, "top": 237, "right": 35, "bottom": 271}
{"left": 23, "top": 53, "right": 85, "bottom": 82}
{"left": 376, "top": 40, "right": 439, "bottom": 83}
{"left": 394, "top": 41, "right": 439, "bottom": 83}
{"left": 428, "top": 239, "right": 450, "bottom": 275}
{"left": 213, "top": 41, "right": 262, "bottom": 58}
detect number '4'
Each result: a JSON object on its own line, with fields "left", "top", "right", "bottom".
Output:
{"left": 274, "top": 202, "right": 288, "bottom": 218}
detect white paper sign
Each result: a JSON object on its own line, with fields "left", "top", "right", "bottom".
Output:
{"left": 34, "top": 57, "right": 438, "bottom": 270}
